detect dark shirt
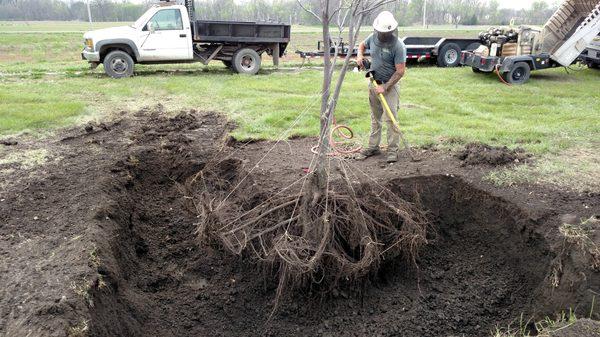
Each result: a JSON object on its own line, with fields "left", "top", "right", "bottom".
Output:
{"left": 364, "top": 33, "right": 407, "bottom": 83}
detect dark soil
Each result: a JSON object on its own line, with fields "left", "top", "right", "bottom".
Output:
{"left": 549, "top": 319, "right": 600, "bottom": 337}
{"left": 0, "top": 138, "right": 17, "bottom": 146}
{"left": 456, "top": 142, "right": 530, "bottom": 166}
{"left": 1, "top": 109, "right": 599, "bottom": 337}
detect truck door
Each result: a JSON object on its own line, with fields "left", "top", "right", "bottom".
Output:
{"left": 140, "top": 8, "right": 191, "bottom": 61}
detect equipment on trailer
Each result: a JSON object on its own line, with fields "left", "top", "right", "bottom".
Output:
{"left": 461, "top": 0, "right": 600, "bottom": 84}
{"left": 579, "top": 34, "right": 600, "bottom": 67}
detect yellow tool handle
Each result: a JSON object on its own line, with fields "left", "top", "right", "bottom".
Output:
{"left": 369, "top": 77, "right": 401, "bottom": 131}
{"left": 377, "top": 92, "right": 401, "bottom": 131}
{"left": 368, "top": 75, "right": 419, "bottom": 161}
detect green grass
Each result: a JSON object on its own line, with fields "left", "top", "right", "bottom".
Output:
{"left": 493, "top": 309, "right": 580, "bottom": 337}
{"left": 1, "top": 22, "right": 599, "bottom": 191}
{"left": 2, "top": 63, "right": 598, "bottom": 153}
{"left": 0, "top": 89, "right": 86, "bottom": 134}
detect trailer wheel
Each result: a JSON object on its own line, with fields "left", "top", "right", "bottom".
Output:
{"left": 103, "top": 50, "right": 134, "bottom": 78}
{"left": 502, "top": 62, "right": 531, "bottom": 84}
{"left": 437, "top": 43, "right": 462, "bottom": 67}
{"left": 465, "top": 42, "right": 481, "bottom": 51}
{"left": 232, "top": 48, "right": 261, "bottom": 75}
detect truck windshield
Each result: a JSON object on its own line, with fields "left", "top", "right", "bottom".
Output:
{"left": 146, "top": 9, "right": 183, "bottom": 30}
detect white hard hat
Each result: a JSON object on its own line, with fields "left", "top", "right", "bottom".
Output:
{"left": 373, "top": 11, "right": 398, "bottom": 33}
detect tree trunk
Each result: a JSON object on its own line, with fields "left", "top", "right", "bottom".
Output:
{"left": 312, "top": 0, "right": 332, "bottom": 200}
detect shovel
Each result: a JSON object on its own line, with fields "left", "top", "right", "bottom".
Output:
{"left": 366, "top": 70, "right": 420, "bottom": 162}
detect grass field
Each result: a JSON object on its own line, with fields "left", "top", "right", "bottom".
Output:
{"left": 1, "top": 21, "right": 599, "bottom": 191}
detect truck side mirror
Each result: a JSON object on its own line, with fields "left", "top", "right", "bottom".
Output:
{"left": 147, "top": 22, "right": 156, "bottom": 33}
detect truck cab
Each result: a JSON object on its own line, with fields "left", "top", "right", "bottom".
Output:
{"left": 83, "top": 4, "right": 193, "bottom": 77}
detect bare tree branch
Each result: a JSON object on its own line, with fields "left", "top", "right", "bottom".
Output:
{"left": 358, "top": 0, "right": 397, "bottom": 15}
{"left": 296, "top": 0, "right": 322, "bottom": 23}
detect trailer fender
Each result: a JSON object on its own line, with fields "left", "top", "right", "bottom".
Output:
{"left": 499, "top": 56, "right": 534, "bottom": 72}
{"left": 97, "top": 39, "right": 140, "bottom": 62}
{"left": 431, "top": 38, "right": 447, "bottom": 55}
{"left": 433, "top": 39, "right": 481, "bottom": 55}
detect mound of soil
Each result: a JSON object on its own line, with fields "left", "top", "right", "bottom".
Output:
{"left": 549, "top": 319, "right": 600, "bottom": 337}
{"left": 0, "top": 138, "right": 17, "bottom": 146}
{"left": 456, "top": 142, "right": 530, "bottom": 166}
{"left": 1, "top": 108, "right": 599, "bottom": 337}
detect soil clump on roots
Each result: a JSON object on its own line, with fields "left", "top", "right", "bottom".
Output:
{"left": 186, "top": 158, "right": 429, "bottom": 307}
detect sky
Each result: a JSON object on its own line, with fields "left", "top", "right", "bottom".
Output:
{"left": 495, "top": 0, "right": 556, "bottom": 9}
{"left": 233, "top": 0, "right": 557, "bottom": 10}
{"left": 127, "top": 0, "right": 557, "bottom": 11}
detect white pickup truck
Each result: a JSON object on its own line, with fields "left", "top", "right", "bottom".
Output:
{"left": 82, "top": 0, "right": 290, "bottom": 78}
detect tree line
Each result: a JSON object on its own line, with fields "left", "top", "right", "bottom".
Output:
{"left": 0, "top": 0, "right": 556, "bottom": 26}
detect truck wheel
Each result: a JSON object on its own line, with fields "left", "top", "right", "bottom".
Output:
{"left": 437, "top": 43, "right": 461, "bottom": 67}
{"left": 103, "top": 50, "right": 134, "bottom": 78}
{"left": 465, "top": 42, "right": 481, "bottom": 51}
{"left": 502, "top": 62, "right": 531, "bottom": 84}
{"left": 232, "top": 48, "right": 261, "bottom": 75}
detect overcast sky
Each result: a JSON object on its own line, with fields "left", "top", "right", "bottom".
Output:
{"left": 171, "top": 0, "right": 558, "bottom": 11}
{"left": 129, "top": 0, "right": 557, "bottom": 11}
{"left": 496, "top": 0, "right": 556, "bottom": 9}
{"left": 233, "top": 0, "right": 558, "bottom": 10}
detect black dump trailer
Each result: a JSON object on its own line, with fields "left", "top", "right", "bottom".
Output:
{"left": 185, "top": 0, "right": 290, "bottom": 73}
{"left": 191, "top": 20, "right": 291, "bottom": 70}
{"left": 296, "top": 36, "right": 481, "bottom": 67}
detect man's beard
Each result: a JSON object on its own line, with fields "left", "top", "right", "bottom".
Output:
{"left": 374, "top": 29, "right": 398, "bottom": 48}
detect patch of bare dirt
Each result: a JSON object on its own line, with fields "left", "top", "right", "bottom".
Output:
{"left": 1, "top": 109, "right": 599, "bottom": 337}
{"left": 549, "top": 319, "right": 600, "bottom": 337}
{"left": 456, "top": 142, "right": 530, "bottom": 166}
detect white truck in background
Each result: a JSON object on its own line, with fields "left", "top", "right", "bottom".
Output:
{"left": 81, "top": 0, "right": 290, "bottom": 78}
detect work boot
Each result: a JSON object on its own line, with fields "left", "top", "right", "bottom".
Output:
{"left": 386, "top": 151, "right": 398, "bottom": 163}
{"left": 355, "top": 147, "right": 381, "bottom": 160}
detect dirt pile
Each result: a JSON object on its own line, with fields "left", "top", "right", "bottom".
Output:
{"left": 2, "top": 109, "right": 600, "bottom": 337}
{"left": 456, "top": 142, "right": 530, "bottom": 166}
{"left": 548, "top": 319, "right": 600, "bottom": 337}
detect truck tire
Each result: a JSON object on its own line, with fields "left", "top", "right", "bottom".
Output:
{"left": 232, "top": 48, "right": 261, "bottom": 75}
{"left": 465, "top": 42, "right": 481, "bottom": 51}
{"left": 437, "top": 43, "right": 462, "bottom": 67}
{"left": 103, "top": 50, "right": 134, "bottom": 78}
{"left": 502, "top": 62, "right": 531, "bottom": 84}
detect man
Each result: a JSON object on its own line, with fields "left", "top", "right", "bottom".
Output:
{"left": 356, "top": 11, "right": 407, "bottom": 163}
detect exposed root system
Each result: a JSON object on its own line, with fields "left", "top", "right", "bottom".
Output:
{"left": 185, "top": 158, "right": 429, "bottom": 305}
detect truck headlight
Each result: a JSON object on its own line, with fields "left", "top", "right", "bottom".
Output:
{"left": 85, "top": 38, "right": 94, "bottom": 50}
